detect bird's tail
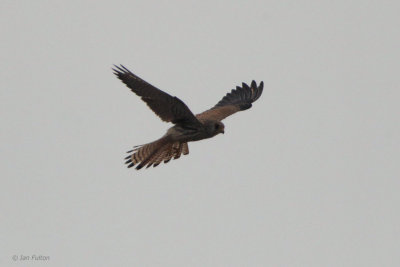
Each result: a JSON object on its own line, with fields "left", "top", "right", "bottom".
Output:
{"left": 125, "top": 138, "right": 189, "bottom": 170}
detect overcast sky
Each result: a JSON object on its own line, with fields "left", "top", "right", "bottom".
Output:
{"left": 1, "top": 0, "right": 399, "bottom": 266}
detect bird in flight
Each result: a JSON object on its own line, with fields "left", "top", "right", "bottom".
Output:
{"left": 113, "top": 65, "right": 264, "bottom": 170}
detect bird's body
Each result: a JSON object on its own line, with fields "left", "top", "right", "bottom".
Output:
{"left": 113, "top": 65, "right": 263, "bottom": 170}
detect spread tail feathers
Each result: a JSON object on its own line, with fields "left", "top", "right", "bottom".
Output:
{"left": 125, "top": 139, "right": 189, "bottom": 170}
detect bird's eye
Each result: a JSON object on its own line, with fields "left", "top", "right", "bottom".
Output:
{"left": 215, "top": 124, "right": 219, "bottom": 130}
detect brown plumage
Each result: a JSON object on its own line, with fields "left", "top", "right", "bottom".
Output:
{"left": 113, "top": 65, "right": 263, "bottom": 170}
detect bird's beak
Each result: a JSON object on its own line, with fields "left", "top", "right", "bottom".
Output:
{"left": 221, "top": 129, "right": 225, "bottom": 134}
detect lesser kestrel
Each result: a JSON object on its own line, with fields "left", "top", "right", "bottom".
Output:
{"left": 113, "top": 65, "right": 263, "bottom": 170}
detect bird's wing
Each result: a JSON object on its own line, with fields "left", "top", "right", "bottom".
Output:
{"left": 113, "top": 65, "right": 202, "bottom": 128}
{"left": 196, "top": 81, "right": 264, "bottom": 121}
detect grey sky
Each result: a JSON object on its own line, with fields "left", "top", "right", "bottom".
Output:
{"left": 1, "top": 0, "right": 399, "bottom": 266}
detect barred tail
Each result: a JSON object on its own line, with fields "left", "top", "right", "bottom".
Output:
{"left": 125, "top": 139, "right": 189, "bottom": 170}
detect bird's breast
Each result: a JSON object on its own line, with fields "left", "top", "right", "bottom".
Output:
{"left": 166, "top": 125, "right": 208, "bottom": 143}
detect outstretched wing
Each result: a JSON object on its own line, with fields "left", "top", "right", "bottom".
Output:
{"left": 196, "top": 81, "right": 264, "bottom": 121}
{"left": 113, "top": 65, "right": 202, "bottom": 128}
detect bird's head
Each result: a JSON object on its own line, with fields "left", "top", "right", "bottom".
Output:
{"left": 205, "top": 120, "right": 225, "bottom": 136}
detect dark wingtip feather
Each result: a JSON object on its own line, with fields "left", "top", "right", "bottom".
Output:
{"left": 112, "top": 64, "right": 134, "bottom": 79}
{"left": 254, "top": 81, "right": 264, "bottom": 101}
{"left": 214, "top": 80, "right": 264, "bottom": 109}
